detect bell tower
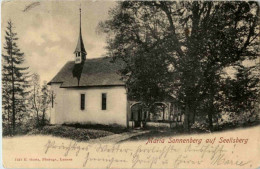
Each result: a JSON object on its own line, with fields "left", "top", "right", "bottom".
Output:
{"left": 74, "top": 6, "right": 87, "bottom": 64}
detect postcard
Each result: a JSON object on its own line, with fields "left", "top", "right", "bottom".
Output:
{"left": 2, "top": 0, "right": 260, "bottom": 168}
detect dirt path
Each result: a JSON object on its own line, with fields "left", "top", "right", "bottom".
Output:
{"left": 2, "top": 126, "right": 259, "bottom": 168}
{"left": 87, "top": 130, "right": 149, "bottom": 143}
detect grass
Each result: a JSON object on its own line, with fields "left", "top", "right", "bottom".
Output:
{"left": 28, "top": 125, "right": 117, "bottom": 141}
{"left": 62, "top": 123, "right": 129, "bottom": 134}
{"left": 8, "top": 120, "right": 260, "bottom": 142}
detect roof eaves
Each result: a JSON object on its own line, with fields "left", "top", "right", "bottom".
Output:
{"left": 60, "top": 84, "right": 125, "bottom": 88}
{"left": 47, "top": 82, "right": 63, "bottom": 85}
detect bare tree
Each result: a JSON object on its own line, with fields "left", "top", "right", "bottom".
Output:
{"left": 30, "top": 73, "right": 41, "bottom": 126}
{"left": 40, "top": 81, "right": 52, "bottom": 126}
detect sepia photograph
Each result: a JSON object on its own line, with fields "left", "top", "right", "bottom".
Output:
{"left": 1, "top": 0, "right": 260, "bottom": 168}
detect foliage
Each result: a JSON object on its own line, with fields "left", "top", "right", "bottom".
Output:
{"left": 40, "top": 81, "right": 52, "bottom": 126}
{"left": 29, "top": 74, "right": 52, "bottom": 127}
{"left": 30, "top": 73, "right": 41, "bottom": 126}
{"left": 2, "top": 20, "right": 31, "bottom": 135}
{"left": 222, "top": 64, "right": 260, "bottom": 114}
{"left": 99, "top": 2, "right": 176, "bottom": 106}
{"left": 100, "top": 1, "right": 259, "bottom": 131}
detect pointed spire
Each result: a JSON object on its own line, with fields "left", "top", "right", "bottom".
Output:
{"left": 74, "top": 5, "right": 86, "bottom": 55}
{"left": 79, "top": 4, "right": 82, "bottom": 37}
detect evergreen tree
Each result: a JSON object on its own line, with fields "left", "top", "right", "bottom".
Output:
{"left": 2, "top": 68, "right": 12, "bottom": 135}
{"left": 2, "top": 20, "right": 30, "bottom": 135}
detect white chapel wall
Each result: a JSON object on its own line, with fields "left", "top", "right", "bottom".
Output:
{"left": 50, "top": 84, "right": 128, "bottom": 127}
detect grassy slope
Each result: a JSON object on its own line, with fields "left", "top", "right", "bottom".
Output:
{"left": 27, "top": 124, "right": 127, "bottom": 141}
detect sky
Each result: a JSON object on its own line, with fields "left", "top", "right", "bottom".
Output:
{"left": 1, "top": 0, "right": 116, "bottom": 83}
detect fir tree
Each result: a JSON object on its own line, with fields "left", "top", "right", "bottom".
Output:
{"left": 2, "top": 20, "right": 30, "bottom": 135}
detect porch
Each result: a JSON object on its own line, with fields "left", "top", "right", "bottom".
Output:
{"left": 128, "top": 101, "right": 184, "bottom": 129}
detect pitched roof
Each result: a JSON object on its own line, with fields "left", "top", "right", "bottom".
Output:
{"left": 48, "top": 57, "right": 125, "bottom": 87}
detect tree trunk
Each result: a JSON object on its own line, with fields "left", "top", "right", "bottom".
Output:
{"left": 163, "top": 106, "right": 165, "bottom": 120}
{"left": 11, "top": 42, "right": 15, "bottom": 135}
{"left": 184, "top": 104, "right": 190, "bottom": 132}
{"left": 208, "top": 111, "right": 213, "bottom": 131}
{"left": 8, "top": 106, "right": 11, "bottom": 135}
{"left": 41, "top": 109, "right": 45, "bottom": 126}
{"left": 208, "top": 87, "right": 214, "bottom": 131}
{"left": 33, "top": 86, "right": 40, "bottom": 127}
{"left": 190, "top": 104, "right": 196, "bottom": 124}
{"left": 36, "top": 111, "right": 39, "bottom": 127}
{"left": 192, "top": 111, "right": 196, "bottom": 124}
